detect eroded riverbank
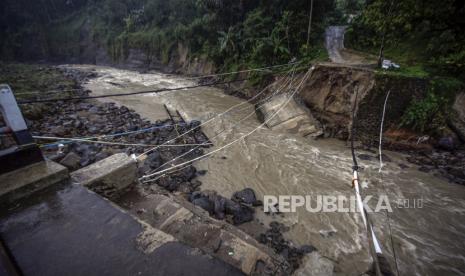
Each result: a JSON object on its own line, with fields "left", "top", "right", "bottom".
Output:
{"left": 59, "top": 64, "right": 465, "bottom": 275}
{"left": 2, "top": 63, "right": 465, "bottom": 275}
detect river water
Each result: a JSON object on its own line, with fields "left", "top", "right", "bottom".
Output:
{"left": 66, "top": 64, "right": 465, "bottom": 275}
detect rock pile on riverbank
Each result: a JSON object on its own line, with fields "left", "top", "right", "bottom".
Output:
{"left": 259, "top": 222, "right": 316, "bottom": 271}
{"left": 29, "top": 101, "right": 209, "bottom": 176}
{"left": 187, "top": 188, "right": 315, "bottom": 272}
{"left": 406, "top": 148, "right": 465, "bottom": 185}
{"left": 188, "top": 188, "right": 260, "bottom": 225}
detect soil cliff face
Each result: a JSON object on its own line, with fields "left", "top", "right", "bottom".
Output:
{"left": 298, "top": 64, "right": 428, "bottom": 143}
{"left": 299, "top": 64, "right": 375, "bottom": 139}
{"left": 6, "top": 17, "right": 216, "bottom": 77}
{"left": 91, "top": 43, "right": 216, "bottom": 76}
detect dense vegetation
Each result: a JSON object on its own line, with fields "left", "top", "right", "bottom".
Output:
{"left": 0, "top": 0, "right": 347, "bottom": 71}
{"left": 2, "top": 0, "right": 463, "bottom": 76}
{"left": 344, "top": 0, "right": 464, "bottom": 133}
{"left": 1, "top": 0, "right": 463, "bottom": 134}
{"left": 346, "top": 0, "right": 465, "bottom": 79}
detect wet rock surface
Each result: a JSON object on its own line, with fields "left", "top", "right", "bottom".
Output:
{"left": 380, "top": 127, "right": 465, "bottom": 185}
{"left": 188, "top": 189, "right": 256, "bottom": 224}
{"left": 28, "top": 100, "right": 209, "bottom": 177}
{"left": 258, "top": 222, "right": 317, "bottom": 272}
{"left": 406, "top": 148, "right": 465, "bottom": 185}
{"left": 187, "top": 188, "right": 315, "bottom": 272}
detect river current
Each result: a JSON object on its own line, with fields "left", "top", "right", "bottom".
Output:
{"left": 66, "top": 64, "right": 465, "bottom": 275}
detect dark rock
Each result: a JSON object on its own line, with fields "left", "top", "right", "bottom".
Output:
{"left": 178, "top": 182, "right": 195, "bottom": 194}
{"left": 437, "top": 136, "right": 457, "bottom": 151}
{"left": 232, "top": 188, "right": 258, "bottom": 205}
{"left": 376, "top": 153, "right": 392, "bottom": 162}
{"left": 157, "top": 176, "right": 180, "bottom": 192}
{"left": 224, "top": 199, "right": 242, "bottom": 214}
{"left": 50, "top": 125, "right": 67, "bottom": 136}
{"left": 74, "top": 121, "right": 82, "bottom": 128}
{"left": 258, "top": 221, "right": 313, "bottom": 272}
{"left": 146, "top": 152, "right": 162, "bottom": 169}
{"left": 180, "top": 166, "right": 197, "bottom": 182}
{"left": 213, "top": 196, "right": 226, "bottom": 220}
{"left": 196, "top": 170, "right": 207, "bottom": 176}
{"left": 79, "top": 156, "right": 93, "bottom": 167}
{"left": 231, "top": 206, "right": 254, "bottom": 225}
{"left": 358, "top": 154, "right": 372, "bottom": 161}
{"left": 299, "top": 245, "right": 317, "bottom": 254}
{"left": 59, "top": 152, "right": 81, "bottom": 170}
{"left": 418, "top": 166, "right": 431, "bottom": 173}
{"left": 189, "top": 191, "right": 203, "bottom": 202}
{"left": 189, "top": 120, "right": 201, "bottom": 129}
{"left": 89, "top": 106, "right": 100, "bottom": 114}
{"left": 95, "top": 152, "right": 110, "bottom": 161}
{"left": 398, "top": 163, "right": 409, "bottom": 169}
{"left": 253, "top": 199, "right": 263, "bottom": 207}
{"left": 189, "top": 191, "right": 256, "bottom": 224}
{"left": 192, "top": 197, "right": 214, "bottom": 214}
{"left": 47, "top": 152, "right": 66, "bottom": 162}
{"left": 87, "top": 126, "right": 100, "bottom": 134}
{"left": 191, "top": 180, "right": 202, "bottom": 190}
{"left": 448, "top": 167, "right": 465, "bottom": 179}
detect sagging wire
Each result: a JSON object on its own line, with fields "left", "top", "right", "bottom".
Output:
{"left": 139, "top": 66, "right": 314, "bottom": 181}
{"left": 378, "top": 90, "right": 391, "bottom": 173}
{"left": 350, "top": 86, "right": 397, "bottom": 276}
{"left": 136, "top": 62, "right": 302, "bottom": 160}
{"left": 142, "top": 65, "right": 299, "bottom": 180}
{"left": 377, "top": 89, "right": 401, "bottom": 276}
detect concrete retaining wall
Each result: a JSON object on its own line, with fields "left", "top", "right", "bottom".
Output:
{"left": 70, "top": 153, "right": 137, "bottom": 198}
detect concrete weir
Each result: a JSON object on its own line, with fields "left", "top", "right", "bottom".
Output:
{"left": 0, "top": 160, "right": 68, "bottom": 203}
{"left": 68, "top": 154, "right": 289, "bottom": 274}
{"left": 0, "top": 184, "right": 243, "bottom": 276}
{"left": 0, "top": 152, "right": 289, "bottom": 275}
{"left": 117, "top": 192, "right": 290, "bottom": 275}
{"left": 70, "top": 153, "right": 137, "bottom": 198}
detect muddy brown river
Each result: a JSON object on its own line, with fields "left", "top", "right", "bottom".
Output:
{"left": 65, "top": 64, "right": 465, "bottom": 275}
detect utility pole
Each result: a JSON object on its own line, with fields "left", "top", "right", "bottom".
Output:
{"left": 306, "top": 0, "right": 314, "bottom": 49}
{"left": 377, "top": 0, "right": 394, "bottom": 67}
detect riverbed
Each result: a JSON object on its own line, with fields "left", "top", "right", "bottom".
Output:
{"left": 65, "top": 64, "right": 465, "bottom": 275}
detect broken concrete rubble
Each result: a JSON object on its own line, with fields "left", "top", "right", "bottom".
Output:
{"left": 256, "top": 93, "right": 323, "bottom": 137}
{"left": 70, "top": 153, "right": 137, "bottom": 198}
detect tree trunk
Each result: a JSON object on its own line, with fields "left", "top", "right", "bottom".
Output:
{"left": 306, "top": 0, "right": 314, "bottom": 48}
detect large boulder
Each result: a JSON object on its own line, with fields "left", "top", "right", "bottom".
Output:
{"left": 256, "top": 93, "right": 323, "bottom": 137}
{"left": 59, "top": 152, "right": 81, "bottom": 170}
{"left": 70, "top": 153, "right": 137, "bottom": 198}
